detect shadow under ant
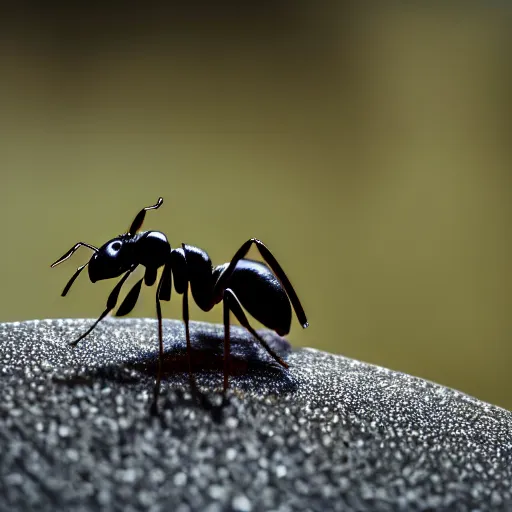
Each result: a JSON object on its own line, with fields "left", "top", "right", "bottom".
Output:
{"left": 53, "top": 329, "right": 297, "bottom": 423}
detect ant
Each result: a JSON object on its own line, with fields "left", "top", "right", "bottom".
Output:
{"left": 51, "top": 197, "right": 309, "bottom": 414}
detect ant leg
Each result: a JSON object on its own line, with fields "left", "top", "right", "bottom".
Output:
{"left": 144, "top": 267, "right": 157, "bottom": 287}
{"left": 223, "top": 291, "right": 231, "bottom": 391}
{"left": 69, "top": 265, "right": 137, "bottom": 347}
{"left": 148, "top": 257, "right": 175, "bottom": 413}
{"left": 61, "top": 263, "right": 88, "bottom": 297}
{"left": 158, "top": 258, "right": 173, "bottom": 302}
{"left": 168, "top": 248, "right": 200, "bottom": 393}
{"left": 116, "top": 278, "right": 144, "bottom": 316}
{"left": 184, "top": 279, "right": 226, "bottom": 411}
{"left": 51, "top": 242, "right": 98, "bottom": 267}
{"left": 151, "top": 275, "right": 166, "bottom": 416}
{"left": 213, "top": 239, "right": 308, "bottom": 328}
{"left": 223, "top": 288, "right": 288, "bottom": 390}
{"left": 128, "top": 197, "right": 163, "bottom": 235}
{"left": 182, "top": 282, "right": 195, "bottom": 388}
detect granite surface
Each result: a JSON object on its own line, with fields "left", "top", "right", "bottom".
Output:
{"left": 0, "top": 318, "right": 511, "bottom": 511}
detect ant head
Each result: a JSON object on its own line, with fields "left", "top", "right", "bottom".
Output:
{"left": 88, "top": 236, "right": 133, "bottom": 282}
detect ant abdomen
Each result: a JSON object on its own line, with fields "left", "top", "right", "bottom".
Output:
{"left": 213, "top": 260, "right": 292, "bottom": 336}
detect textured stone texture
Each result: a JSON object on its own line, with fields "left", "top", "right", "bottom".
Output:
{"left": 0, "top": 318, "right": 511, "bottom": 511}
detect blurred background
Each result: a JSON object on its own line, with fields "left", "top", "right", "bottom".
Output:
{"left": 1, "top": 3, "right": 511, "bottom": 409}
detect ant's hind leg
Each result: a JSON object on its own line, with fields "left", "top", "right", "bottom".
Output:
{"left": 222, "top": 288, "right": 288, "bottom": 391}
{"left": 222, "top": 291, "right": 231, "bottom": 392}
{"left": 182, "top": 282, "right": 196, "bottom": 389}
{"left": 213, "top": 239, "right": 308, "bottom": 328}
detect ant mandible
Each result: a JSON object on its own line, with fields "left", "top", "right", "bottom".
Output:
{"left": 51, "top": 197, "right": 309, "bottom": 414}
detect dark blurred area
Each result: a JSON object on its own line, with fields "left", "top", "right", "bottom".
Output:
{"left": 1, "top": 3, "right": 511, "bottom": 408}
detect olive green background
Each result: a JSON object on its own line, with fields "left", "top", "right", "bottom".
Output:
{"left": 1, "top": 4, "right": 511, "bottom": 409}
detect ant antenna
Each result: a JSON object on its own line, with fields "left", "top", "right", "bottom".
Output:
{"left": 50, "top": 242, "right": 98, "bottom": 268}
{"left": 50, "top": 243, "right": 98, "bottom": 296}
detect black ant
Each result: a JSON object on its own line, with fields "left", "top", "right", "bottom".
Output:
{"left": 51, "top": 198, "right": 309, "bottom": 414}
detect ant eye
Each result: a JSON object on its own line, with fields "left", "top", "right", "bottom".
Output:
{"left": 106, "top": 241, "right": 122, "bottom": 256}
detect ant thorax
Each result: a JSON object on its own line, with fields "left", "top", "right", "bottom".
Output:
{"left": 132, "top": 231, "right": 170, "bottom": 269}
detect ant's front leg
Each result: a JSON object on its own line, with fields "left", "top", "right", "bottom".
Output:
{"left": 115, "top": 279, "right": 143, "bottom": 317}
{"left": 69, "top": 265, "right": 137, "bottom": 347}
{"left": 116, "top": 261, "right": 167, "bottom": 319}
{"left": 60, "top": 263, "right": 89, "bottom": 297}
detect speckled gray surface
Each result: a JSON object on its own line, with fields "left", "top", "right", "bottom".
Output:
{"left": 0, "top": 319, "right": 511, "bottom": 511}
